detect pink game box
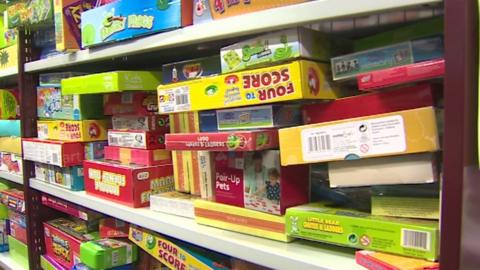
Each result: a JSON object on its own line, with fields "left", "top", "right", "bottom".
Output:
{"left": 108, "top": 130, "right": 166, "bottom": 150}
{"left": 104, "top": 146, "right": 171, "bottom": 166}
{"left": 104, "top": 92, "right": 158, "bottom": 116}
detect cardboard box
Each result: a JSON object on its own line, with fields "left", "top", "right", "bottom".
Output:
{"left": 158, "top": 60, "right": 341, "bottom": 113}
{"left": 303, "top": 84, "right": 437, "bottom": 125}
{"left": 39, "top": 72, "right": 86, "bottom": 87}
{"left": 8, "top": 235, "right": 29, "bottom": 269}
{"left": 104, "top": 92, "right": 159, "bottom": 116}
{"left": 328, "top": 153, "right": 438, "bottom": 187}
{"left": 162, "top": 55, "right": 221, "bottom": 84}
{"left": 41, "top": 254, "right": 69, "bottom": 270}
{"left": 84, "top": 141, "right": 108, "bottom": 160}
{"left": 355, "top": 250, "right": 440, "bottom": 270}
{"left": 44, "top": 219, "right": 99, "bottom": 269}
{"left": 23, "top": 138, "right": 84, "bottom": 167}
{"left": 37, "top": 119, "right": 109, "bottom": 142}
{"left": 166, "top": 130, "right": 278, "bottom": 151}
{"left": 286, "top": 202, "right": 439, "bottom": 260}
{"left": 6, "top": 0, "right": 53, "bottom": 28}
{"left": 104, "top": 146, "right": 171, "bottom": 166}
{"left": 0, "top": 189, "right": 25, "bottom": 213}
{"left": 0, "top": 220, "right": 8, "bottom": 253}
{"left": 0, "top": 120, "right": 20, "bottom": 136}
{"left": 10, "top": 219, "right": 27, "bottom": 244}
{"left": 9, "top": 210, "right": 26, "bottom": 228}
{"left": 99, "top": 218, "right": 129, "bottom": 238}
{"left": 0, "top": 89, "right": 19, "bottom": 119}
{"left": 37, "top": 86, "right": 104, "bottom": 120}
{"left": 61, "top": 71, "right": 162, "bottom": 95}
{"left": 80, "top": 239, "right": 138, "bottom": 269}
{"left": 0, "top": 152, "right": 22, "bottom": 175}
{"left": 150, "top": 191, "right": 197, "bottom": 219}
{"left": 54, "top": 0, "right": 96, "bottom": 51}
{"left": 0, "top": 137, "right": 21, "bottom": 155}
{"left": 214, "top": 151, "right": 309, "bottom": 215}
{"left": 41, "top": 194, "right": 103, "bottom": 222}
{"left": 198, "top": 151, "right": 215, "bottom": 200}
{"left": 83, "top": 160, "right": 174, "bottom": 208}
{"left": 112, "top": 115, "right": 170, "bottom": 132}
{"left": 331, "top": 36, "right": 443, "bottom": 80}
{"left": 81, "top": 0, "right": 193, "bottom": 47}
{"left": 221, "top": 27, "right": 336, "bottom": 73}
{"left": 35, "top": 162, "right": 49, "bottom": 182}
{"left": 108, "top": 130, "right": 166, "bottom": 150}
{"left": 194, "top": 200, "right": 292, "bottom": 242}
{"left": 357, "top": 59, "right": 445, "bottom": 91}
{"left": 129, "top": 226, "right": 232, "bottom": 270}
{"left": 0, "top": 45, "right": 18, "bottom": 72}
{"left": 279, "top": 107, "right": 440, "bottom": 165}
{"left": 35, "top": 164, "right": 85, "bottom": 191}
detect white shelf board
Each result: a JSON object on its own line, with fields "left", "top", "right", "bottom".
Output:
{"left": 0, "top": 252, "right": 27, "bottom": 270}
{"left": 30, "top": 179, "right": 363, "bottom": 270}
{"left": 0, "top": 172, "right": 23, "bottom": 185}
{"left": 25, "top": 0, "right": 441, "bottom": 72}
{"left": 0, "top": 67, "right": 17, "bottom": 79}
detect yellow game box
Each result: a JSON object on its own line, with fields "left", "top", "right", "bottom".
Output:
{"left": 37, "top": 120, "right": 109, "bottom": 142}
{"left": 194, "top": 200, "right": 292, "bottom": 242}
{"left": 158, "top": 60, "right": 341, "bottom": 113}
{"left": 0, "top": 44, "right": 17, "bottom": 70}
{"left": 0, "top": 137, "right": 21, "bottom": 155}
{"left": 279, "top": 106, "right": 439, "bottom": 165}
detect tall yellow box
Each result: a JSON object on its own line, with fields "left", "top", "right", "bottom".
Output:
{"left": 37, "top": 120, "right": 109, "bottom": 142}
{"left": 0, "top": 44, "right": 17, "bottom": 70}
{"left": 158, "top": 60, "right": 341, "bottom": 113}
{"left": 279, "top": 106, "right": 439, "bottom": 166}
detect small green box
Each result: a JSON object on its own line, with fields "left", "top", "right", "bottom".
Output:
{"left": 286, "top": 202, "right": 439, "bottom": 261}
{"left": 80, "top": 239, "right": 138, "bottom": 269}
{"left": 61, "top": 71, "right": 162, "bottom": 95}
{"left": 8, "top": 235, "right": 29, "bottom": 269}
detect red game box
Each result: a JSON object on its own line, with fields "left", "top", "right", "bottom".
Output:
{"left": 355, "top": 250, "right": 440, "bottom": 270}
{"left": 166, "top": 130, "right": 279, "bottom": 151}
{"left": 83, "top": 160, "right": 174, "bottom": 208}
{"left": 0, "top": 189, "right": 25, "bottom": 213}
{"left": 99, "top": 218, "right": 129, "bottom": 238}
{"left": 104, "top": 146, "right": 171, "bottom": 166}
{"left": 303, "top": 83, "right": 437, "bottom": 125}
{"left": 108, "top": 130, "right": 166, "bottom": 150}
{"left": 111, "top": 115, "right": 170, "bottom": 132}
{"left": 22, "top": 138, "right": 84, "bottom": 167}
{"left": 41, "top": 194, "right": 103, "bottom": 222}
{"left": 104, "top": 92, "right": 158, "bottom": 116}
{"left": 10, "top": 221, "right": 27, "bottom": 244}
{"left": 357, "top": 59, "right": 445, "bottom": 91}
{"left": 214, "top": 150, "right": 309, "bottom": 215}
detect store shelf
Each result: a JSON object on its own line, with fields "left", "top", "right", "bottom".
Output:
{"left": 24, "top": 0, "right": 441, "bottom": 72}
{"left": 30, "top": 179, "right": 362, "bottom": 270}
{"left": 0, "top": 67, "right": 17, "bottom": 78}
{"left": 0, "top": 252, "right": 27, "bottom": 270}
{"left": 0, "top": 172, "right": 23, "bottom": 185}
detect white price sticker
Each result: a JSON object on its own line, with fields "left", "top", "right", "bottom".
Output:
{"left": 158, "top": 86, "right": 191, "bottom": 113}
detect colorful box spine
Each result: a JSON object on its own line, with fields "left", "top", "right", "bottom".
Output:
{"left": 112, "top": 115, "right": 170, "bottom": 132}
{"left": 108, "top": 130, "right": 166, "bottom": 150}
{"left": 41, "top": 194, "right": 103, "bottom": 222}
{"left": 80, "top": 239, "right": 137, "bottom": 269}
{"left": 41, "top": 254, "right": 69, "bottom": 270}
{"left": 194, "top": 200, "right": 292, "bottom": 242}
{"left": 0, "top": 120, "right": 20, "bottom": 136}
{"left": 198, "top": 151, "right": 215, "bottom": 200}
{"left": 162, "top": 55, "right": 221, "bottom": 84}
{"left": 45, "top": 165, "right": 85, "bottom": 191}
{"left": 165, "top": 130, "right": 279, "bottom": 151}
{"left": 279, "top": 107, "right": 440, "bottom": 165}
{"left": 0, "top": 189, "right": 25, "bottom": 213}
{"left": 355, "top": 250, "right": 440, "bottom": 270}
{"left": 37, "top": 119, "right": 109, "bottom": 142}
{"left": 0, "top": 89, "right": 19, "bottom": 119}
{"left": 0, "top": 152, "right": 23, "bottom": 175}
{"left": 357, "top": 59, "right": 445, "bottom": 91}
{"left": 9, "top": 220, "right": 27, "bottom": 244}
{"left": 22, "top": 138, "right": 85, "bottom": 167}
{"left": 99, "top": 218, "right": 129, "bottom": 238}
{"left": 150, "top": 192, "right": 197, "bottom": 219}
{"left": 84, "top": 141, "right": 108, "bottom": 160}
{"left": 0, "top": 137, "right": 22, "bottom": 155}
{"left": 0, "top": 220, "right": 8, "bottom": 252}
{"left": 104, "top": 92, "right": 159, "bottom": 116}
{"left": 104, "top": 146, "right": 171, "bottom": 166}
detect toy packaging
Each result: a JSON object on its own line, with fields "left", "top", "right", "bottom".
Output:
{"left": 331, "top": 36, "right": 444, "bottom": 80}
{"left": 165, "top": 130, "right": 278, "bottom": 151}
{"left": 35, "top": 162, "right": 50, "bottom": 182}
{"left": 198, "top": 151, "right": 215, "bottom": 200}
{"left": 8, "top": 235, "right": 29, "bottom": 269}
{"left": 150, "top": 191, "right": 198, "bottom": 219}
{"left": 0, "top": 45, "right": 18, "bottom": 71}
{"left": 0, "top": 120, "right": 20, "bottom": 136}
{"left": 99, "top": 218, "right": 130, "bottom": 238}
{"left": 0, "top": 152, "right": 23, "bottom": 175}
{"left": 279, "top": 106, "right": 440, "bottom": 166}
{"left": 37, "top": 119, "right": 109, "bottom": 142}
{"left": 44, "top": 219, "right": 99, "bottom": 269}
{"left": 157, "top": 60, "right": 341, "bottom": 113}
{"left": 108, "top": 130, "right": 166, "bottom": 150}
{"left": 41, "top": 194, "right": 103, "bottom": 222}
{"left": 112, "top": 115, "right": 169, "bottom": 132}
{"left": 194, "top": 199, "right": 292, "bottom": 242}
{"left": 355, "top": 250, "right": 440, "bottom": 270}
{"left": 0, "top": 189, "right": 25, "bottom": 213}
{"left": 286, "top": 202, "right": 440, "bottom": 260}
{"left": 61, "top": 71, "right": 162, "bottom": 94}
{"left": 37, "top": 87, "right": 104, "bottom": 120}
{"left": 6, "top": 0, "right": 53, "bottom": 28}
{"left": 0, "top": 89, "right": 19, "bottom": 119}
{"left": 22, "top": 138, "right": 85, "bottom": 167}
{"left": 81, "top": 0, "right": 193, "bottom": 47}
{"left": 104, "top": 146, "right": 171, "bottom": 166}
{"left": 328, "top": 152, "right": 438, "bottom": 187}
{"left": 197, "top": 110, "right": 217, "bottom": 132}
{"left": 0, "top": 137, "right": 21, "bottom": 155}
{"left": 104, "top": 92, "right": 159, "bottom": 116}
{"left": 41, "top": 254, "right": 69, "bottom": 270}
{"left": 0, "top": 220, "right": 9, "bottom": 253}
{"left": 171, "top": 151, "right": 196, "bottom": 194}
{"left": 221, "top": 27, "right": 339, "bottom": 73}
{"left": 193, "top": 0, "right": 309, "bottom": 24}
{"left": 129, "top": 226, "right": 232, "bottom": 270}
{"left": 83, "top": 160, "right": 174, "bottom": 207}
{"left": 162, "top": 55, "right": 221, "bottom": 84}
{"left": 302, "top": 84, "right": 437, "bottom": 125}
{"left": 35, "top": 164, "right": 85, "bottom": 191}
{"left": 214, "top": 150, "right": 309, "bottom": 215}
{"left": 84, "top": 141, "right": 108, "bottom": 160}
{"left": 9, "top": 210, "right": 26, "bottom": 228}
{"left": 80, "top": 238, "right": 138, "bottom": 269}
{"left": 357, "top": 59, "right": 445, "bottom": 91}
{"left": 10, "top": 218, "right": 27, "bottom": 244}
{"left": 39, "top": 72, "right": 87, "bottom": 87}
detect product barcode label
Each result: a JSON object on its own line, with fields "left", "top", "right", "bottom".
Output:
{"left": 109, "top": 136, "right": 120, "bottom": 145}
{"left": 158, "top": 86, "right": 191, "bottom": 113}
{"left": 301, "top": 115, "right": 406, "bottom": 162}
{"left": 401, "top": 229, "right": 430, "bottom": 251}
{"left": 175, "top": 93, "right": 189, "bottom": 106}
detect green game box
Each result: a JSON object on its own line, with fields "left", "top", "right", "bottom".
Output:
{"left": 80, "top": 238, "right": 138, "bottom": 269}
